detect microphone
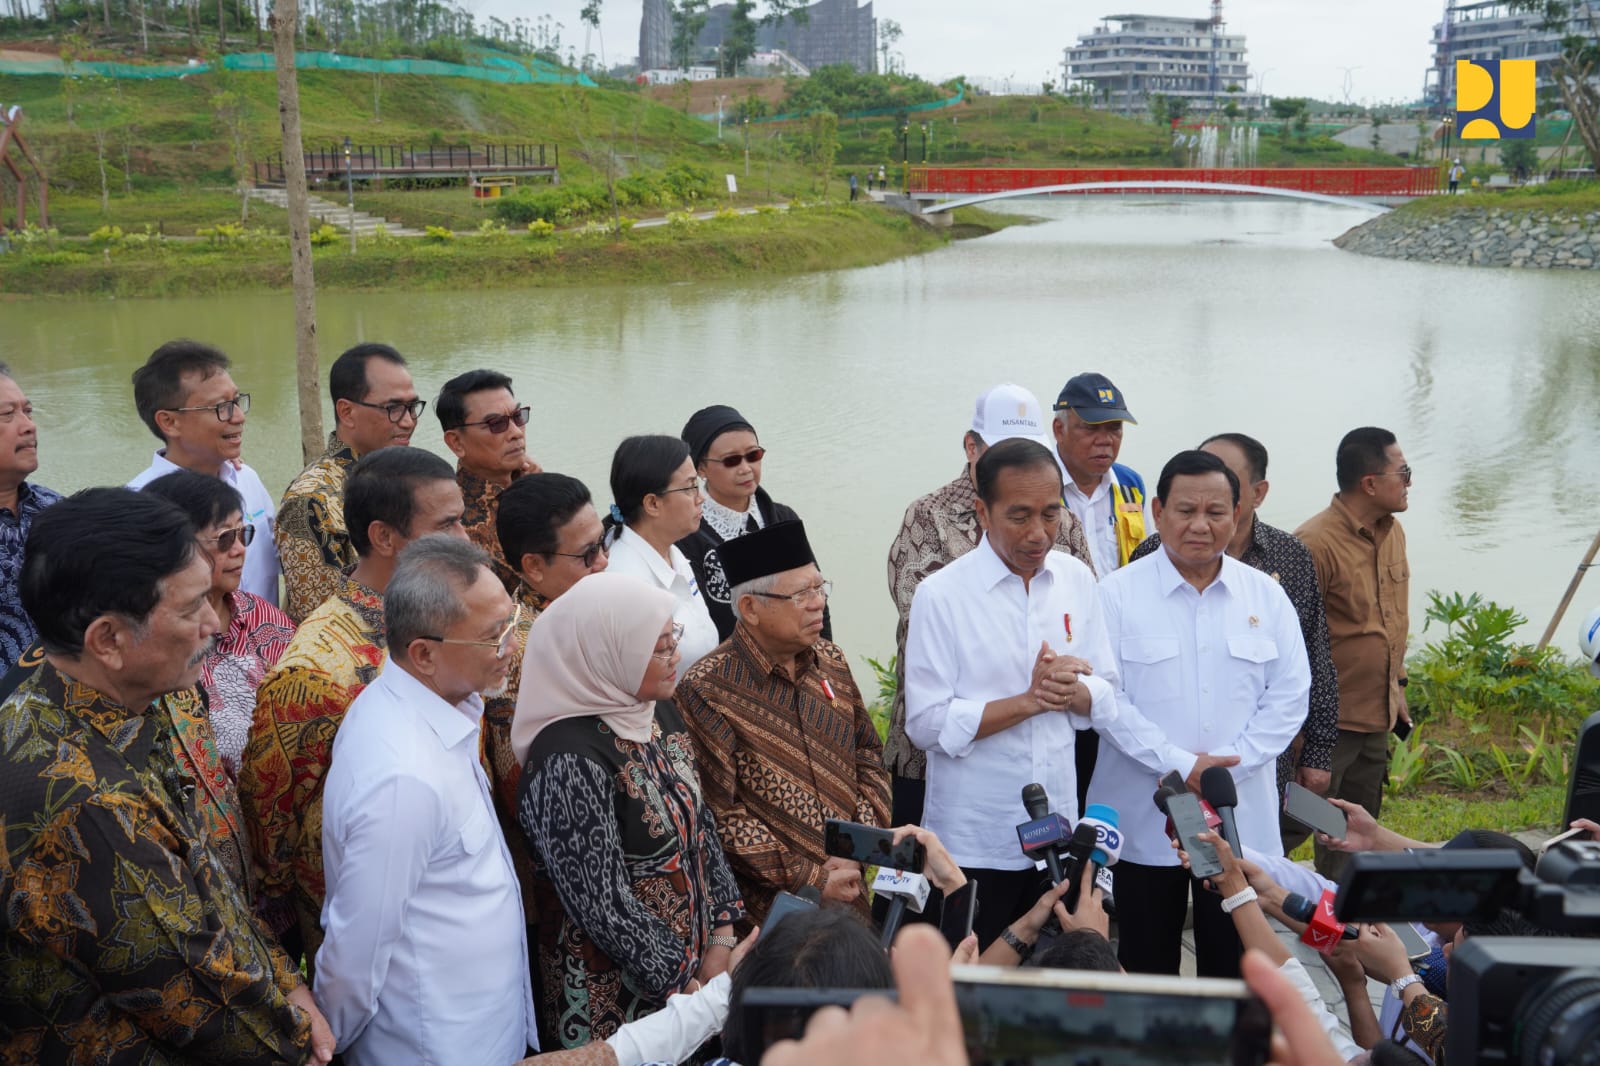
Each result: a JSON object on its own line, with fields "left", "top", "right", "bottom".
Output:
{"left": 1153, "top": 785, "right": 1182, "bottom": 842}
{"left": 1019, "top": 783, "right": 1068, "bottom": 885}
{"left": 1079, "top": 803, "right": 1122, "bottom": 917}
{"left": 1200, "top": 765, "right": 1243, "bottom": 858}
{"left": 871, "top": 866, "right": 931, "bottom": 949}
{"left": 1284, "top": 889, "right": 1356, "bottom": 954}
{"left": 1060, "top": 822, "right": 1099, "bottom": 911}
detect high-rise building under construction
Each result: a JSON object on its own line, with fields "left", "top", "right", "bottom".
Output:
{"left": 1423, "top": 1, "right": 1598, "bottom": 114}
{"left": 639, "top": 0, "right": 876, "bottom": 75}
{"left": 1065, "top": 5, "right": 1262, "bottom": 116}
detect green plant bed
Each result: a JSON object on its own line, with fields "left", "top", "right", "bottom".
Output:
{"left": 43, "top": 188, "right": 288, "bottom": 236}
{"left": 1397, "top": 179, "right": 1600, "bottom": 218}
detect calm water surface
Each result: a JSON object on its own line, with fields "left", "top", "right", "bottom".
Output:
{"left": 7, "top": 197, "right": 1600, "bottom": 680}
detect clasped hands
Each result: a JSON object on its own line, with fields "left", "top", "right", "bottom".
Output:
{"left": 1027, "top": 641, "right": 1094, "bottom": 716}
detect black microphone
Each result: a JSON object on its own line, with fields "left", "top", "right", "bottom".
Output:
{"left": 1060, "top": 822, "right": 1098, "bottom": 912}
{"left": 1021, "top": 783, "right": 1066, "bottom": 886}
{"left": 1199, "top": 765, "right": 1243, "bottom": 858}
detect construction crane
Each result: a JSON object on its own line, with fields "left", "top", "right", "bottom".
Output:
{"left": 1209, "top": 0, "right": 1223, "bottom": 104}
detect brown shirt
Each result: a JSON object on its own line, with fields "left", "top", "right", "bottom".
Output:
{"left": 676, "top": 624, "right": 892, "bottom": 923}
{"left": 1295, "top": 495, "right": 1409, "bottom": 734}
{"left": 884, "top": 466, "right": 1094, "bottom": 778}
{"left": 456, "top": 463, "right": 521, "bottom": 594}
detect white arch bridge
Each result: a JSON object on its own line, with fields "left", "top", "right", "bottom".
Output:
{"left": 916, "top": 181, "right": 1396, "bottom": 215}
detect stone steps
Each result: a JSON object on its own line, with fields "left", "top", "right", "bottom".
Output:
{"left": 248, "top": 187, "right": 426, "bottom": 237}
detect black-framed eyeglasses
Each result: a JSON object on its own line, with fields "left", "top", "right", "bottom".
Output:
{"left": 1372, "top": 465, "right": 1413, "bottom": 486}
{"left": 707, "top": 447, "right": 766, "bottom": 469}
{"left": 202, "top": 523, "right": 257, "bottom": 552}
{"left": 655, "top": 481, "right": 702, "bottom": 499}
{"left": 418, "top": 603, "right": 524, "bottom": 660}
{"left": 750, "top": 580, "right": 832, "bottom": 607}
{"left": 352, "top": 397, "right": 426, "bottom": 424}
{"left": 455, "top": 406, "right": 530, "bottom": 435}
{"left": 551, "top": 539, "right": 607, "bottom": 569}
{"left": 652, "top": 622, "right": 686, "bottom": 662}
{"left": 166, "top": 393, "right": 250, "bottom": 421}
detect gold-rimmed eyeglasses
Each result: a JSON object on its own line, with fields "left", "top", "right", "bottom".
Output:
{"left": 418, "top": 603, "right": 524, "bottom": 660}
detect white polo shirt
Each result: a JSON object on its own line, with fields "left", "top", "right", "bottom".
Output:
{"left": 604, "top": 525, "right": 720, "bottom": 673}
{"left": 904, "top": 535, "right": 1119, "bottom": 870}
{"left": 1090, "top": 549, "right": 1311, "bottom": 866}
{"left": 1057, "top": 462, "right": 1146, "bottom": 579}
{"left": 128, "top": 450, "right": 281, "bottom": 605}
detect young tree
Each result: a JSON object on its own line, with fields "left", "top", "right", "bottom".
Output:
{"left": 580, "top": 0, "right": 605, "bottom": 69}
{"left": 877, "top": 18, "right": 902, "bottom": 75}
{"left": 1508, "top": 1, "right": 1599, "bottom": 169}
{"left": 669, "top": 0, "right": 709, "bottom": 71}
{"left": 724, "top": 0, "right": 758, "bottom": 76}
{"left": 806, "top": 108, "right": 838, "bottom": 198}
{"left": 1501, "top": 138, "right": 1539, "bottom": 180}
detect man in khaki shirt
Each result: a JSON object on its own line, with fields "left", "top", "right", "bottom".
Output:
{"left": 1295, "top": 426, "right": 1411, "bottom": 879}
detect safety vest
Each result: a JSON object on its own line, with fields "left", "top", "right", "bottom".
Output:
{"left": 1112, "top": 470, "right": 1146, "bottom": 568}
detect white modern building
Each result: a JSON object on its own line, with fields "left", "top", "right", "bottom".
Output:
{"left": 1065, "top": 9, "right": 1263, "bottom": 117}
{"left": 1423, "top": 1, "right": 1599, "bottom": 114}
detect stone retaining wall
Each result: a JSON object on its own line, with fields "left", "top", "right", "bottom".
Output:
{"left": 1334, "top": 203, "right": 1600, "bottom": 270}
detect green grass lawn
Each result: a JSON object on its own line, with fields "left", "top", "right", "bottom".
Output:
{"left": 1287, "top": 783, "right": 1565, "bottom": 864}
{"left": 1394, "top": 177, "right": 1600, "bottom": 218}
{"left": 43, "top": 188, "right": 289, "bottom": 236}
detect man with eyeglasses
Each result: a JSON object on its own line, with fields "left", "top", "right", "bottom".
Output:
{"left": 315, "top": 536, "right": 537, "bottom": 1065}
{"left": 239, "top": 447, "right": 469, "bottom": 972}
{"left": 0, "top": 362, "right": 61, "bottom": 671}
{"left": 676, "top": 520, "right": 891, "bottom": 924}
{"left": 1295, "top": 426, "right": 1412, "bottom": 880}
{"left": 128, "top": 339, "right": 280, "bottom": 605}
{"left": 436, "top": 368, "right": 538, "bottom": 595}
{"left": 278, "top": 343, "right": 425, "bottom": 623}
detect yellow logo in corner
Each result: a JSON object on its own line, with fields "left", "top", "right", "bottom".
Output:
{"left": 1097, "top": 388, "right": 1114, "bottom": 403}
{"left": 1456, "top": 59, "right": 1535, "bottom": 139}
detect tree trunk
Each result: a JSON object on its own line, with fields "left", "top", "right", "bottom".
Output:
{"left": 94, "top": 129, "right": 109, "bottom": 215}
{"left": 271, "top": 0, "right": 325, "bottom": 465}
{"left": 1554, "top": 63, "right": 1600, "bottom": 176}
{"left": 218, "top": 0, "right": 226, "bottom": 44}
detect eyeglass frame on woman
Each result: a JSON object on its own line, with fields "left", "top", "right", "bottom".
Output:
{"left": 201, "top": 523, "right": 257, "bottom": 552}
{"left": 654, "top": 480, "right": 703, "bottom": 499}
{"left": 551, "top": 540, "right": 607, "bottom": 569}
{"left": 165, "top": 393, "right": 250, "bottom": 421}
{"left": 453, "top": 405, "right": 531, "bottom": 435}
{"left": 417, "top": 603, "right": 524, "bottom": 659}
{"left": 1371, "top": 465, "right": 1413, "bottom": 486}
{"left": 351, "top": 397, "right": 427, "bottom": 424}
{"left": 707, "top": 447, "right": 766, "bottom": 469}
{"left": 651, "top": 622, "right": 687, "bottom": 662}
{"left": 750, "top": 580, "right": 833, "bottom": 607}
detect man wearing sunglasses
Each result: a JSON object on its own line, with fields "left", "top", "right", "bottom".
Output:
{"left": 278, "top": 343, "right": 424, "bottom": 624}
{"left": 437, "top": 369, "right": 538, "bottom": 595}
{"left": 1294, "top": 427, "right": 1412, "bottom": 881}
{"left": 128, "top": 340, "right": 281, "bottom": 606}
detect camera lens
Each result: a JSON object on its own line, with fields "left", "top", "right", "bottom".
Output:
{"left": 1519, "top": 972, "right": 1600, "bottom": 1066}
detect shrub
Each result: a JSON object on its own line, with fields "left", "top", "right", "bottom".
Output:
{"left": 526, "top": 219, "right": 557, "bottom": 239}
{"left": 88, "top": 224, "right": 125, "bottom": 247}
{"left": 423, "top": 225, "right": 455, "bottom": 242}
{"left": 309, "top": 223, "right": 341, "bottom": 246}
{"left": 476, "top": 218, "right": 511, "bottom": 242}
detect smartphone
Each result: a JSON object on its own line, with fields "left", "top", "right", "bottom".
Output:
{"left": 1390, "top": 921, "right": 1431, "bottom": 960}
{"left": 1392, "top": 717, "right": 1414, "bottom": 741}
{"left": 1166, "top": 791, "right": 1224, "bottom": 880}
{"left": 1333, "top": 850, "right": 1525, "bottom": 924}
{"left": 824, "top": 819, "right": 925, "bottom": 873}
{"left": 1158, "top": 769, "right": 1187, "bottom": 794}
{"left": 939, "top": 880, "right": 979, "bottom": 951}
{"left": 763, "top": 891, "right": 817, "bottom": 937}
{"left": 1542, "top": 825, "right": 1588, "bottom": 852}
{"left": 1282, "top": 781, "right": 1349, "bottom": 840}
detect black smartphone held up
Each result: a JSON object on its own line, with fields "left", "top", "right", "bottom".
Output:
{"left": 763, "top": 891, "right": 818, "bottom": 937}
{"left": 1159, "top": 769, "right": 1187, "bottom": 794}
{"left": 952, "top": 965, "right": 1272, "bottom": 1066}
{"left": 1393, "top": 717, "right": 1414, "bottom": 742}
{"left": 939, "top": 880, "right": 979, "bottom": 951}
{"left": 1166, "top": 791, "right": 1224, "bottom": 880}
{"left": 1282, "top": 781, "right": 1349, "bottom": 840}
{"left": 824, "top": 819, "right": 925, "bottom": 873}
{"left": 1333, "top": 849, "right": 1525, "bottom": 924}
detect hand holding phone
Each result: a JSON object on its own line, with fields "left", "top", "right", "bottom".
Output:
{"left": 1167, "top": 792, "right": 1224, "bottom": 880}
{"left": 938, "top": 881, "right": 979, "bottom": 951}
{"left": 1282, "top": 781, "right": 1349, "bottom": 840}
{"left": 825, "top": 819, "right": 925, "bottom": 873}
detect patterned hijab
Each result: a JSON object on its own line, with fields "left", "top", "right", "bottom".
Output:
{"left": 511, "top": 571, "right": 678, "bottom": 766}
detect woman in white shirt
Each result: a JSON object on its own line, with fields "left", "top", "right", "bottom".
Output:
{"left": 601, "top": 434, "right": 720, "bottom": 672}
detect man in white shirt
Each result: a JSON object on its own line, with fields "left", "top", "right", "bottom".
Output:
{"left": 1091, "top": 449, "right": 1310, "bottom": 979}
{"left": 315, "top": 536, "right": 537, "bottom": 1065}
{"left": 905, "top": 437, "right": 1120, "bottom": 948}
{"left": 128, "top": 340, "right": 280, "bottom": 604}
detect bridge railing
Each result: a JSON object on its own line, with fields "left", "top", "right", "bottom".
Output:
{"left": 909, "top": 166, "right": 1438, "bottom": 197}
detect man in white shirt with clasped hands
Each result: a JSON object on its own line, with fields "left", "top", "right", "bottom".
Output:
{"left": 1091, "top": 450, "right": 1310, "bottom": 980}
{"left": 316, "top": 536, "right": 537, "bottom": 1065}
{"left": 905, "top": 438, "right": 1121, "bottom": 949}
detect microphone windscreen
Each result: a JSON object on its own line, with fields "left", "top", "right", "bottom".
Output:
{"left": 1200, "top": 765, "right": 1239, "bottom": 809}
{"left": 1021, "top": 782, "right": 1050, "bottom": 819}
{"left": 1281, "top": 892, "right": 1315, "bottom": 923}
{"left": 1153, "top": 786, "right": 1178, "bottom": 814}
{"left": 1068, "top": 822, "right": 1098, "bottom": 851}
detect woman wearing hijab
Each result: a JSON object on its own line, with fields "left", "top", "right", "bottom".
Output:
{"left": 512, "top": 572, "right": 745, "bottom": 1050}
{"left": 676, "top": 404, "right": 830, "bottom": 642}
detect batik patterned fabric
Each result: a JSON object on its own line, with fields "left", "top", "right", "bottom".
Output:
{"left": 1399, "top": 993, "right": 1448, "bottom": 1064}
{"left": 199, "top": 589, "right": 296, "bottom": 779}
{"left": 161, "top": 687, "right": 255, "bottom": 897}
{"left": 457, "top": 462, "right": 522, "bottom": 594}
{"left": 517, "top": 702, "right": 745, "bottom": 1049}
{"left": 275, "top": 435, "right": 356, "bottom": 624}
{"left": 884, "top": 467, "right": 1094, "bottom": 779}
{"left": 0, "top": 480, "right": 63, "bottom": 668}
{"left": 675, "top": 625, "right": 893, "bottom": 923}
{"left": 236, "top": 577, "right": 385, "bottom": 959}
{"left": 0, "top": 664, "right": 311, "bottom": 1063}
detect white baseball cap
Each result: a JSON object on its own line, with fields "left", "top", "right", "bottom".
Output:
{"left": 971, "top": 383, "right": 1053, "bottom": 450}
{"left": 1581, "top": 604, "right": 1600, "bottom": 679}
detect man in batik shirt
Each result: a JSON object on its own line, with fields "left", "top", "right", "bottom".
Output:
{"left": 0, "top": 488, "right": 332, "bottom": 1064}
{"left": 238, "top": 447, "right": 467, "bottom": 964}
{"left": 436, "top": 368, "right": 538, "bottom": 593}
{"left": 276, "top": 343, "right": 424, "bottom": 623}
{"left": 0, "top": 362, "right": 62, "bottom": 667}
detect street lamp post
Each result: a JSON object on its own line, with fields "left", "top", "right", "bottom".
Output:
{"left": 743, "top": 116, "right": 750, "bottom": 178}
{"left": 920, "top": 121, "right": 929, "bottom": 163}
{"left": 899, "top": 123, "right": 909, "bottom": 193}
{"left": 343, "top": 136, "right": 356, "bottom": 254}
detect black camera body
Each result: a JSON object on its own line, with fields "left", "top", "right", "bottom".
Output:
{"left": 1445, "top": 938, "right": 1600, "bottom": 1065}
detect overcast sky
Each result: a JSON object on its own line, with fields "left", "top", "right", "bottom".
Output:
{"left": 470, "top": 1, "right": 1446, "bottom": 104}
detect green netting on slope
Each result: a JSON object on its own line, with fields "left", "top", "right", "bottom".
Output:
{"left": 696, "top": 82, "right": 966, "bottom": 125}
{"left": 0, "top": 50, "right": 597, "bottom": 86}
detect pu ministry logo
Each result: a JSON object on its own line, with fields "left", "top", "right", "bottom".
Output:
{"left": 1456, "top": 59, "right": 1536, "bottom": 139}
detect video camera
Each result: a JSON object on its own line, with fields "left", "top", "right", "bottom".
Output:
{"left": 1335, "top": 839, "right": 1600, "bottom": 1064}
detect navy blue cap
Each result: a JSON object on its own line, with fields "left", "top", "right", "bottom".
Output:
{"left": 1053, "top": 372, "right": 1137, "bottom": 425}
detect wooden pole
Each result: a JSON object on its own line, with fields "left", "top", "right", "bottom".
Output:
{"left": 270, "top": 0, "right": 325, "bottom": 466}
{"left": 1535, "top": 526, "right": 1600, "bottom": 652}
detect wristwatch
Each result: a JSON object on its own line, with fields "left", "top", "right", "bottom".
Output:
{"left": 708, "top": 934, "right": 738, "bottom": 949}
{"left": 998, "top": 927, "right": 1033, "bottom": 962}
{"left": 1390, "top": 973, "right": 1423, "bottom": 997}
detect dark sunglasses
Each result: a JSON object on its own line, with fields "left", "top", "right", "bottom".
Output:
{"left": 457, "top": 406, "right": 530, "bottom": 435}
{"left": 552, "top": 540, "right": 607, "bottom": 568}
{"left": 203, "top": 524, "right": 257, "bottom": 552}
{"left": 707, "top": 447, "right": 766, "bottom": 469}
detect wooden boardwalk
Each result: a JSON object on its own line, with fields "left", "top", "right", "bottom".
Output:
{"left": 254, "top": 143, "right": 558, "bottom": 186}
